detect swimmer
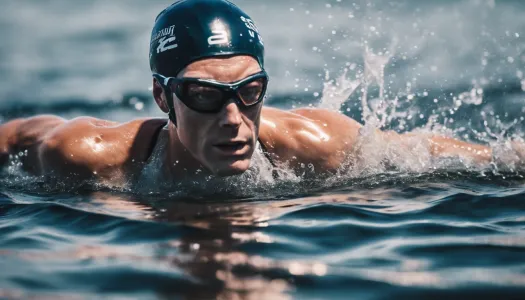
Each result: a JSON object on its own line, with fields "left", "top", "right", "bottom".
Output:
{"left": 0, "top": 0, "right": 524, "bottom": 184}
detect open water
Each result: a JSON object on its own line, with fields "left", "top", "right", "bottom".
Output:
{"left": 1, "top": 0, "right": 525, "bottom": 299}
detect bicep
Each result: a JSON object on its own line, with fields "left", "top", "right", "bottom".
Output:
{"left": 38, "top": 135, "right": 92, "bottom": 178}
{"left": 38, "top": 134, "right": 119, "bottom": 181}
{"left": 38, "top": 120, "right": 127, "bottom": 181}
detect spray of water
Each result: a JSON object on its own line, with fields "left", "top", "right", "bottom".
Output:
{"left": 317, "top": 44, "right": 525, "bottom": 182}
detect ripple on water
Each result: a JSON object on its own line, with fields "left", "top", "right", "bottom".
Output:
{"left": 0, "top": 179, "right": 525, "bottom": 299}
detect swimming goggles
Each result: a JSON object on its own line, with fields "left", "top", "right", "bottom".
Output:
{"left": 153, "top": 71, "right": 268, "bottom": 113}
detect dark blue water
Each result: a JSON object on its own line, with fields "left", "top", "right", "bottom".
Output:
{"left": 1, "top": 0, "right": 525, "bottom": 299}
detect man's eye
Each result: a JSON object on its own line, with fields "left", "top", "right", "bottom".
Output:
{"left": 188, "top": 85, "right": 222, "bottom": 101}
{"left": 239, "top": 81, "right": 264, "bottom": 103}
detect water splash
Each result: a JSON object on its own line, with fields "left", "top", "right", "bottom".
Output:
{"left": 361, "top": 45, "right": 395, "bottom": 126}
{"left": 5, "top": 151, "right": 28, "bottom": 175}
{"left": 315, "top": 44, "right": 525, "bottom": 179}
{"left": 318, "top": 69, "right": 361, "bottom": 112}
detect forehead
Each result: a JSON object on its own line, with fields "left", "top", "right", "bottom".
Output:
{"left": 179, "top": 55, "right": 261, "bottom": 82}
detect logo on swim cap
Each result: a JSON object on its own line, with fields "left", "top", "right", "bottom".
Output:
{"left": 240, "top": 16, "right": 263, "bottom": 45}
{"left": 152, "top": 25, "right": 178, "bottom": 54}
{"left": 207, "top": 19, "right": 229, "bottom": 45}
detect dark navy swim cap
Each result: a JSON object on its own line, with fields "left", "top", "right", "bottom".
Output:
{"left": 149, "top": 0, "right": 265, "bottom": 77}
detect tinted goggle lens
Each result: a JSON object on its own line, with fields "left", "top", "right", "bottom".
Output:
{"left": 185, "top": 84, "right": 225, "bottom": 111}
{"left": 237, "top": 78, "right": 266, "bottom": 105}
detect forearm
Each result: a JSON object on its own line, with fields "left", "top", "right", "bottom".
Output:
{"left": 381, "top": 131, "right": 492, "bottom": 166}
{"left": 427, "top": 135, "right": 525, "bottom": 170}
{"left": 427, "top": 135, "right": 492, "bottom": 165}
{"left": 376, "top": 129, "right": 525, "bottom": 172}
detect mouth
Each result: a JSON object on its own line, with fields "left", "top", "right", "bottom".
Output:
{"left": 213, "top": 141, "right": 250, "bottom": 155}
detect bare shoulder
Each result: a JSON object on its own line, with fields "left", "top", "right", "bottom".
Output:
{"left": 39, "top": 117, "right": 166, "bottom": 179}
{"left": 259, "top": 107, "right": 362, "bottom": 172}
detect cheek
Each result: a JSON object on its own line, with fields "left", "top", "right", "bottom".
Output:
{"left": 243, "top": 105, "right": 263, "bottom": 131}
{"left": 175, "top": 102, "right": 214, "bottom": 149}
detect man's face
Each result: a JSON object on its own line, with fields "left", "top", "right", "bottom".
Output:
{"left": 171, "top": 55, "right": 264, "bottom": 176}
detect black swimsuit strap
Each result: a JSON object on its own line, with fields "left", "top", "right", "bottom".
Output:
{"left": 145, "top": 121, "right": 168, "bottom": 163}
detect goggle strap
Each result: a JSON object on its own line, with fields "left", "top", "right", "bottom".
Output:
{"left": 154, "top": 74, "right": 178, "bottom": 126}
{"left": 165, "top": 86, "right": 177, "bottom": 126}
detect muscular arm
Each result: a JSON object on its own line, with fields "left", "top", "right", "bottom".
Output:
{"left": 0, "top": 116, "right": 66, "bottom": 172}
{"left": 1, "top": 115, "right": 165, "bottom": 184}
{"left": 381, "top": 131, "right": 493, "bottom": 166}
{"left": 260, "top": 107, "right": 362, "bottom": 172}
{"left": 37, "top": 117, "right": 166, "bottom": 183}
{"left": 261, "top": 107, "right": 523, "bottom": 174}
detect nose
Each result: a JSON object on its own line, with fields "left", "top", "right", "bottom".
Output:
{"left": 218, "top": 99, "right": 242, "bottom": 128}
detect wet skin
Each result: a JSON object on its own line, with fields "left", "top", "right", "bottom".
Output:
{"left": 0, "top": 55, "right": 522, "bottom": 185}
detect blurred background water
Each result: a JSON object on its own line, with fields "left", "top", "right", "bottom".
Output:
{"left": 1, "top": 0, "right": 525, "bottom": 299}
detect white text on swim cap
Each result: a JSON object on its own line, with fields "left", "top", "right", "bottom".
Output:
{"left": 240, "top": 16, "right": 263, "bottom": 45}
{"left": 208, "top": 30, "right": 229, "bottom": 45}
{"left": 208, "top": 20, "right": 229, "bottom": 45}
{"left": 157, "top": 36, "right": 178, "bottom": 53}
{"left": 152, "top": 25, "right": 175, "bottom": 43}
{"left": 152, "top": 25, "right": 178, "bottom": 53}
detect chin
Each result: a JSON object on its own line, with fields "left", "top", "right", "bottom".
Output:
{"left": 211, "top": 159, "right": 251, "bottom": 177}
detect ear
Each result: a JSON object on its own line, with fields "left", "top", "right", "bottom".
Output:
{"left": 152, "top": 78, "right": 170, "bottom": 113}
